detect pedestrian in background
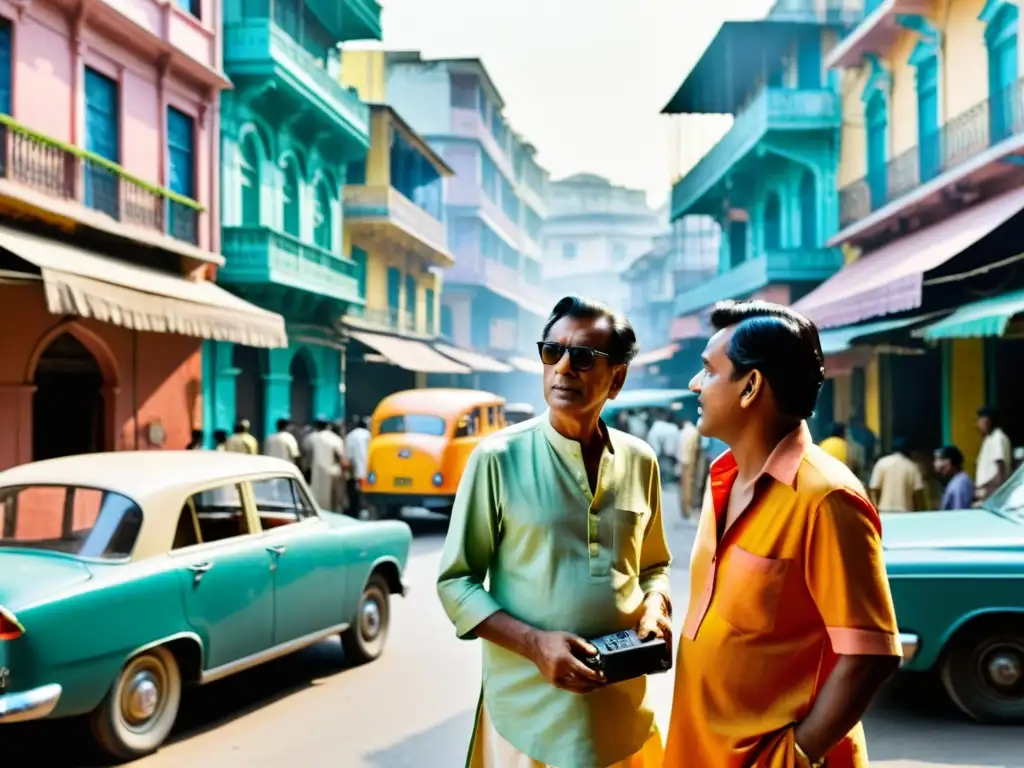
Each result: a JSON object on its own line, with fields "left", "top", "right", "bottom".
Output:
{"left": 676, "top": 416, "right": 700, "bottom": 517}
{"left": 185, "top": 430, "right": 204, "bottom": 450}
{"left": 307, "top": 419, "right": 345, "bottom": 511}
{"left": 264, "top": 418, "right": 301, "bottom": 465}
{"left": 975, "top": 406, "right": 1012, "bottom": 501}
{"left": 345, "top": 415, "right": 370, "bottom": 517}
{"left": 646, "top": 408, "right": 679, "bottom": 483}
{"left": 869, "top": 437, "right": 925, "bottom": 513}
{"left": 934, "top": 445, "right": 975, "bottom": 510}
{"left": 819, "top": 421, "right": 850, "bottom": 465}
{"left": 223, "top": 419, "right": 258, "bottom": 455}
{"left": 664, "top": 300, "right": 901, "bottom": 767}
{"left": 438, "top": 295, "right": 671, "bottom": 768}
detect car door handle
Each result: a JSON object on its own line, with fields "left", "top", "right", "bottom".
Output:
{"left": 187, "top": 562, "right": 214, "bottom": 585}
{"left": 266, "top": 545, "right": 287, "bottom": 556}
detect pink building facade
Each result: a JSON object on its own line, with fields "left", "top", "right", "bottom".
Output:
{"left": 0, "top": 0, "right": 287, "bottom": 470}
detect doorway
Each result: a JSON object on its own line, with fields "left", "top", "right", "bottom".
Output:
{"left": 289, "top": 351, "right": 315, "bottom": 426}
{"left": 32, "top": 333, "right": 105, "bottom": 461}
{"left": 234, "top": 345, "right": 266, "bottom": 442}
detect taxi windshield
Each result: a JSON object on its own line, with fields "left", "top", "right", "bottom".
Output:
{"left": 982, "top": 463, "right": 1024, "bottom": 523}
{"left": 0, "top": 484, "right": 142, "bottom": 559}
{"left": 377, "top": 414, "right": 447, "bottom": 437}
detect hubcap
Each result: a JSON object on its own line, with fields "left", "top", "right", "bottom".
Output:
{"left": 988, "top": 652, "right": 1023, "bottom": 688}
{"left": 125, "top": 671, "right": 160, "bottom": 724}
{"left": 361, "top": 596, "right": 382, "bottom": 640}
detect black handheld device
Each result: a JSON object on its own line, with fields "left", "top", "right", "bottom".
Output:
{"left": 578, "top": 629, "right": 672, "bottom": 684}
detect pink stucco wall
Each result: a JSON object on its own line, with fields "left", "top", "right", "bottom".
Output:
{"left": 0, "top": 0, "right": 224, "bottom": 253}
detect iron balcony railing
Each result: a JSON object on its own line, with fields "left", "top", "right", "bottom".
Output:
{"left": 839, "top": 78, "right": 1024, "bottom": 227}
{"left": 0, "top": 113, "right": 203, "bottom": 244}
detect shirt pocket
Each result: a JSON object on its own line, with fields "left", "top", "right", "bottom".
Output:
{"left": 611, "top": 507, "right": 647, "bottom": 571}
{"left": 713, "top": 546, "right": 791, "bottom": 635}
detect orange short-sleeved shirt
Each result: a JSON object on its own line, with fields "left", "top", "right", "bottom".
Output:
{"left": 664, "top": 422, "right": 901, "bottom": 767}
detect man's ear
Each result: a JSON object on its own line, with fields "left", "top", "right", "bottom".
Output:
{"left": 739, "top": 370, "right": 763, "bottom": 410}
{"left": 608, "top": 365, "right": 628, "bottom": 400}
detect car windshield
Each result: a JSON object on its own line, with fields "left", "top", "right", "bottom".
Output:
{"left": 982, "top": 463, "right": 1024, "bottom": 523}
{"left": 377, "top": 414, "right": 447, "bottom": 437}
{"left": 0, "top": 484, "right": 142, "bottom": 559}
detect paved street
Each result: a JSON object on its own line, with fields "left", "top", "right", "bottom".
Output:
{"left": 7, "top": 485, "right": 1024, "bottom": 767}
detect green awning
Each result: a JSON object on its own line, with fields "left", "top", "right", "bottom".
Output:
{"left": 817, "top": 315, "right": 932, "bottom": 356}
{"left": 915, "top": 288, "right": 1024, "bottom": 340}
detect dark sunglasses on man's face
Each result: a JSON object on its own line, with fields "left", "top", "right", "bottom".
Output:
{"left": 537, "top": 342, "right": 612, "bottom": 372}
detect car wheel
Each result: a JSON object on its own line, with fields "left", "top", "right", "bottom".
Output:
{"left": 89, "top": 645, "right": 183, "bottom": 761}
{"left": 941, "top": 617, "right": 1024, "bottom": 724}
{"left": 342, "top": 574, "right": 390, "bottom": 665}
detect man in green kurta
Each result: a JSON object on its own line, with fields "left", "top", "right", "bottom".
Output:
{"left": 437, "top": 296, "right": 673, "bottom": 768}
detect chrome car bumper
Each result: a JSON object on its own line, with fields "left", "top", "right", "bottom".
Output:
{"left": 0, "top": 683, "right": 62, "bottom": 724}
{"left": 899, "top": 632, "right": 920, "bottom": 666}
{"left": 401, "top": 578, "right": 411, "bottom": 597}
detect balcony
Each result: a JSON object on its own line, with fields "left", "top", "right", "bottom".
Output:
{"left": 355, "top": 306, "right": 422, "bottom": 335}
{"left": 673, "top": 248, "right": 844, "bottom": 315}
{"left": 671, "top": 88, "right": 841, "bottom": 219}
{"left": 445, "top": 254, "right": 548, "bottom": 316}
{"left": 449, "top": 107, "right": 516, "bottom": 181}
{"left": 224, "top": 20, "right": 370, "bottom": 153}
{"left": 220, "top": 226, "right": 362, "bottom": 318}
{"left": 344, "top": 185, "right": 453, "bottom": 267}
{"left": 0, "top": 113, "right": 206, "bottom": 254}
{"left": 836, "top": 79, "right": 1024, "bottom": 241}
{"left": 825, "top": 0, "right": 933, "bottom": 70}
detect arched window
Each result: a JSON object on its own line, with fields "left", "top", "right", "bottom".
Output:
{"left": 763, "top": 191, "right": 781, "bottom": 251}
{"left": 982, "top": 2, "right": 1020, "bottom": 143}
{"left": 799, "top": 172, "right": 817, "bottom": 248}
{"left": 281, "top": 156, "right": 301, "bottom": 238}
{"left": 240, "top": 131, "right": 261, "bottom": 226}
{"left": 313, "top": 178, "right": 332, "bottom": 250}
{"left": 865, "top": 90, "right": 888, "bottom": 209}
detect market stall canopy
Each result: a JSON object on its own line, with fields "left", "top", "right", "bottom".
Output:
{"left": 434, "top": 342, "right": 513, "bottom": 373}
{"left": 602, "top": 389, "right": 694, "bottom": 415}
{"left": 0, "top": 225, "right": 287, "bottom": 348}
{"left": 348, "top": 331, "right": 470, "bottom": 374}
{"left": 914, "top": 288, "right": 1024, "bottom": 340}
{"left": 816, "top": 314, "right": 936, "bottom": 356}
{"left": 793, "top": 186, "right": 1024, "bottom": 329}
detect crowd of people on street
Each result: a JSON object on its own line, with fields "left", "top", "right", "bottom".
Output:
{"left": 614, "top": 401, "right": 1017, "bottom": 518}
{"left": 185, "top": 416, "right": 371, "bottom": 517}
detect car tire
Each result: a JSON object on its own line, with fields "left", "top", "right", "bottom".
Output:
{"left": 89, "top": 645, "right": 183, "bottom": 761}
{"left": 342, "top": 574, "right": 390, "bottom": 665}
{"left": 940, "top": 616, "right": 1024, "bottom": 724}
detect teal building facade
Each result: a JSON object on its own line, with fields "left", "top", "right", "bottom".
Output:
{"left": 205, "top": 0, "right": 382, "bottom": 440}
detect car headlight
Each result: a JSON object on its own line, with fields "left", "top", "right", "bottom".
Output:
{"left": 367, "top": 471, "right": 376, "bottom": 485}
{"left": 432, "top": 472, "right": 443, "bottom": 487}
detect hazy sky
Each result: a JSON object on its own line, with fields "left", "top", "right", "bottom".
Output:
{"left": 378, "top": 0, "right": 773, "bottom": 207}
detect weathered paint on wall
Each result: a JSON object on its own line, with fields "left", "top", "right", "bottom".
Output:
{"left": 341, "top": 49, "right": 388, "bottom": 103}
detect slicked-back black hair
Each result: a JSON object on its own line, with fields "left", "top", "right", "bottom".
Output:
{"left": 709, "top": 300, "right": 825, "bottom": 421}
{"left": 542, "top": 295, "right": 639, "bottom": 365}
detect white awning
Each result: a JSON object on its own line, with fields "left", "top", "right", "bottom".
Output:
{"left": 632, "top": 343, "right": 679, "bottom": 367}
{"left": 0, "top": 226, "right": 287, "bottom": 348}
{"left": 434, "top": 342, "right": 513, "bottom": 373}
{"left": 508, "top": 355, "right": 543, "bottom": 374}
{"left": 348, "top": 330, "right": 470, "bottom": 374}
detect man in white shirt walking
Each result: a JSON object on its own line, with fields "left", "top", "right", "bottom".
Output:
{"left": 264, "top": 418, "right": 301, "bottom": 465}
{"left": 975, "top": 406, "right": 1013, "bottom": 501}
{"left": 307, "top": 418, "right": 346, "bottom": 511}
{"left": 646, "top": 409, "right": 680, "bottom": 483}
{"left": 344, "top": 416, "right": 371, "bottom": 517}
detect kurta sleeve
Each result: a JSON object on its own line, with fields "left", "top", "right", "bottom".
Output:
{"left": 638, "top": 457, "right": 672, "bottom": 599}
{"left": 805, "top": 489, "right": 902, "bottom": 657}
{"left": 436, "top": 446, "right": 504, "bottom": 639}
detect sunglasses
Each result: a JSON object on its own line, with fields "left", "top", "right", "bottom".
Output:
{"left": 537, "top": 342, "right": 612, "bottom": 372}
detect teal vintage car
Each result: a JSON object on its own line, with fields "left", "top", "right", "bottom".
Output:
{"left": 885, "top": 466, "right": 1024, "bottom": 724}
{"left": 0, "top": 451, "right": 412, "bottom": 761}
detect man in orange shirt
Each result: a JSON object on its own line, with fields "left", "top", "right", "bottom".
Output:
{"left": 664, "top": 300, "right": 903, "bottom": 767}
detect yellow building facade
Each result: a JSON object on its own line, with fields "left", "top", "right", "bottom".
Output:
{"left": 803, "top": 0, "right": 1024, "bottom": 470}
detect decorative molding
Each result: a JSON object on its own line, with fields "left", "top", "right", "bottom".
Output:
{"left": 861, "top": 54, "right": 892, "bottom": 105}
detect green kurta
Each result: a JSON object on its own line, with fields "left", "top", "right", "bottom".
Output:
{"left": 437, "top": 413, "right": 672, "bottom": 768}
